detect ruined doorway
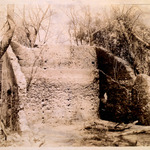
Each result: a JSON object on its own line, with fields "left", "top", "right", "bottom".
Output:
{"left": 95, "top": 47, "right": 137, "bottom": 123}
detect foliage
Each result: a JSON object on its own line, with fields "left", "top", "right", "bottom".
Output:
{"left": 67, "top": 6, "right": 102, "bottom": 46}
{"left": 96, "top": 6, "right": 150, "bottom": 75}
{"left": 67, "top": 5, "right": 150, "bottom": 75}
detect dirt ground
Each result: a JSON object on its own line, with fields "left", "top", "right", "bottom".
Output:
{"left": 1, "top": 119, "right": 150, "bottom": 147}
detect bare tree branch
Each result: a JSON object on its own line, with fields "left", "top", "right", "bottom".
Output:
{"left": 14, "top": 5, "right": 53, "bottom": 47}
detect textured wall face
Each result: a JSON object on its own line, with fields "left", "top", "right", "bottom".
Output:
{"left": 11, "top": 42, "right": 100, "bottom": 126}
{"left": 26, "top": 46, "right": 99, "bottom": 126}
{"left": 26, "top": 78, "right": 99, "bottom": 125}
{"left": 132, "top": 74, "right": 150, "bottom": 125}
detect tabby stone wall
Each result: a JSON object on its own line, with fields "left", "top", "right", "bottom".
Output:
{"left": 1, "top": 41, "right": 150, "bottom": 131}
{"left": 0, "top": 46, "right": 29, "bottom": 133}
{"left": 8, "top": 41, "right": 100, "bottom": 128}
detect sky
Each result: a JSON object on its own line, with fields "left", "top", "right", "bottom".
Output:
{"left": 1, "top": 0, "right": 150, "bottom": 5}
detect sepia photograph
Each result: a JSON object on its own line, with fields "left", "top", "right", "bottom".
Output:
{"left": 0, "top": 0, "right": 150, "bottom": 148}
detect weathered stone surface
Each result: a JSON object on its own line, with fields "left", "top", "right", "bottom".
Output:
{"left": 132, "top": 74, "right": 150, "bottom": 125}
{"left": 96, "top": 47, "right": 136, "bottom": 123}
{"left": 1, "top": 46, "right": 29, "bottom": 133}
{"left": 10, "top": 42, "right": 100, "bottom": 126}
{"left": 26, "top": 78, "right": 99, "bottom": 125}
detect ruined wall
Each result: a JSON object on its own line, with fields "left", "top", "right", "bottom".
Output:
{"left": 96, "top": 47, "right": 136, "bottom": 123}
{"left": 95, "top": 46, "right": 150, "bottom": 125}
{"left": 132, "top": 74, "right": 150, "bottom": 125}
{"left": 0, "top": 46, "right": 29, "bottom": 132}
{"left": 10, "top": 42, "right": 100, "bottom": 127}
{"left": 2, "top": 41, "right": 150, "bottom": 129}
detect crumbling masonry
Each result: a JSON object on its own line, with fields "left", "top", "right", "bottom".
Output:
{"left": 1, "top": 41, "right": 150, "bottom": 135}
